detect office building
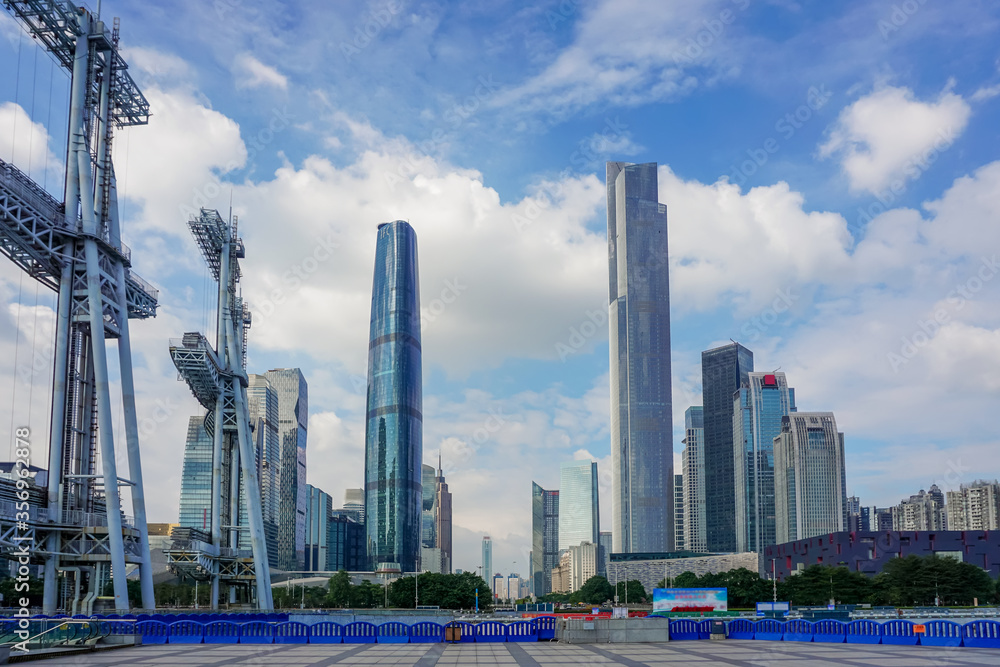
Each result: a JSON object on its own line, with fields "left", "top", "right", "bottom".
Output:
{"left": 568, "top": 541, "right": 599, "bottom": 593}
{"left": 558, "top": 460, "right": 600, "bottom": 550}
{"left": 608, "top": 551, "right": 759, "bottom": 597}
{"left": 873, "top": 507, "right": 893, "bottom": 531}
{"left": 674, "top": 474, "right": 685, "bottom": 551}
{"left": 531, "top": 483, "right": 559, "bottom": 596}
{"left": 858, "top": 505, "right": 872, "bottom": 532}
{"left": 846, "top": 496, "right": 863, "bottom": 532}
{"left": 264, "top": 368, "right": 309, "bottom": 571}
{"left": 773, "top": 413, "right": 847, "bottom": 544}
{"left": 550, "top": 551, "right": 572, "bottom": 594}
{"left": 892, "top": 485, "right": 947, "bottom": 531}
{"left": 681, "top": 406, "right": 707, "bottom": 553}
{"left": 419, "top": 458, "right": 453, "bottom": 573}
{"left": 598, "top": 531, "right": 613, "bottom": 577}
{"left": 344, "top": 488, "right": 365, "bottom": 524}
{"left": 607, "top": 161, "right": 674, "bottom": 553}
{"left": 435, "top": 460, "right": 453, "bottom": 573}
{"left": 421, "top": 464, "right": 437, "bottom": 555}
{"left": 178, "top": 416, "right": 214, "bottom": 533}
{"left": 247, "top": 374, "right": 281, "bottom": 569}
{"left": 329, "top": 514, "right": 366, "bottom": 571}
{"left": 482, "top": 535, "right": 493, "bottom": 582}
{"left": 947, "top": 481, "right": 1000, "bottom": 531}
{"left": 734, "top": 372, "right": 796, "bottom": 553}
{"left": 364, "top": 221, "right": 423, "bottom": 574}
{"left": 702, "top": 342, "right": 754, "bottom": 552}
{"left": 304, "top": 484, "right": 333, "bottom": 571}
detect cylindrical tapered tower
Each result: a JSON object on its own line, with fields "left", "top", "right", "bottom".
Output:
{"left": 364, "top": 221, "right": 422, "bottom": 573}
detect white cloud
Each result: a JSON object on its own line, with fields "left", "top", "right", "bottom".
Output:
{"left": 819, "top": 84, "right": 971, "bottom": 195}
{"left": 233, "top": 53, "right": 289, "bottom": 91}
{"left": 0, "top": 102, "right": 64, "bottom": 189}
{"left": 971, "top": 83, "right": 1000, "bottom": 102}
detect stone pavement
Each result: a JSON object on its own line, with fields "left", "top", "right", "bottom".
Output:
{"left": 37, "top": 640, "right": 1000, "bottom": 666}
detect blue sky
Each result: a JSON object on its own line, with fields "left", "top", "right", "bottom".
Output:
{"left": 2, "top": 0, "right": 1000, "bottom": 577}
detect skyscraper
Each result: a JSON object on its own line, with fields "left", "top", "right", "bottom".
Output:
{"left": 734, "top": 372, "right": 796, "bottom": 553}
{"left": 421, "top": 464, "right": 437, "bottom": 555}
{"left": 364, "top": 221, "right": 422, "bottom": 574}
{"left": 178, "top": 416, "right": 214, "bottom": 532}
{"left": 482, "top": 535, "right": 493, "bottom": 580}
{"left": 702, "top": 342, "right": 754, "bottom": 552}
{"left": 531, "top": 483, "right": 559, "bottom": 596}
{"left": 304, "top": 484, "right": 333, "bottom": 571}
{"left": 247, "top": 374, "right": 281, "bottom": 569}
{"left": 598, "top": 531, "right": 612, "bottom": 577}
{"left": 420, "top": 460, "right": 453, "bottom": 573}
{"left": 558, "top": 460, "right": 600, "bottom": 550}
{"left": 343, "top": 488, "right": 366, "bottom": 524}
{"left": 435, "top": 459, "right": 453, "bottom": 573}
{"left": 774, "top": 413, "right": 847, "bottom": 544}
{"left": 682, "top": 406, "right": 707, "bottom": 553}
{"left": 674, "top": 473, "right": 685, "bottom": 551}
{"left": 607, "top": 161, "right": 673, "bottom": 554}
{"left": 264, "top": 368, "right": 309, "bottom": 571}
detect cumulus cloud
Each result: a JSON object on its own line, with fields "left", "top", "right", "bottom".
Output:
{"left": 818, "top": 84, "right": 972, "bottom": 195}
{"left": 0, "top": 102, "right": 63, "bottom": 189}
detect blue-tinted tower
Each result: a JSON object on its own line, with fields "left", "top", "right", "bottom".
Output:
{"left": 364, "top": 221, "right": 422, "bottom": 573}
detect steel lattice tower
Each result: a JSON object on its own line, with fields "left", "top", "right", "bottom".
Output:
{"left": 167, "top": 209, "right": 273, "bottom": 610}
{"left": 0, "top": 1, "right": 156, "bottom": 612}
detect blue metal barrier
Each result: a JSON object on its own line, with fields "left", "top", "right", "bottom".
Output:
{"left": 812, "top": 619, "right": 846, "bottom": 643}
{"left": 783, "top": 619, "right": 813, "bottom": 642}
{"left": 476, "top": 621, "right": 507, "bottom": 643}
{"left": 409, "top": 622, "right": 445, "bottom": 643}
{"left": 167, "top": 620, "right": 205, "bottom": 644}
{"left": 845, "top": 620, "right": 881, "bottom": 644}
{"left": 964, "top": 620, "right": 1000, "bottom": 649}
{"left": 343, "top": 621, "right": 377, "bottom": 644}
{"left": 728, "top": 618, "right": 755, "bottom": 640}
{"left": 921, "top": 620, "right": 963, "bottom": 647}
{"left": 377, "top": 622, "right": 410, "bottom": 644}
{"left": 203, "top": 621, "right": 240, "bottom": 644}
{"left": 506, "top": 620, "right": 538, "bottom": 643}
{"left": 309, "top": 621, "right": 344, "bottom": 644}
{"left": 881, "top": 620, "right": 918, "bottom": 646}
{"left": 274, "top": 621, "right": 310, "bottom": 644}
{"left": 668, "top": 619, "right": 700, "bottom": 641}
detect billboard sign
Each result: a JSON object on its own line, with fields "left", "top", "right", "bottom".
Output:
{"left": 653, "top": 588, "right": 728, "bottom": 613}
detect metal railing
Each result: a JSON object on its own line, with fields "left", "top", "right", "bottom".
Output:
{"left": 0, "top": 156, "right": 65, "bottom": 225}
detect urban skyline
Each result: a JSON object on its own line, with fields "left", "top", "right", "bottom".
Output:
{"left": 1, "top": 0, "right": 1000, "bottom": 579}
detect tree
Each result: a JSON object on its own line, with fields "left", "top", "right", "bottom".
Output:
{"left": 327, "top": 570, "right": 351, "bottom": 608}
{"left": 571, "top": 576, "right": 614, "bottom": 605}
{"left": 779, "top": 565, "right": 873, "bottom": 606}
{"left": 0, "top": 576, "right": 43, "bottom": 609}
{"left": 615, "top": 579, "right": 647, "bottom": 604}
{"left": 877, "top": 555, "right": 994, "bottom": 606}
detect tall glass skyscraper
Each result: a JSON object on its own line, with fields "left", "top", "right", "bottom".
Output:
{"left": 178, "top": 416, "right": 213, "bottom": 532}
{"left": 682, "top": 406, "right": 707, "bottom": 553}
{"left": 607, "top": 161, "right": 673, "bottom": 553}
{"left": 531, "top": 482, "right": 559, "bottom": 596}
{"left": 264, "top": 368, "right": 309, "bottom": 571}
{"left": 364, "top": 221, "right": 422, "bottom": 574}
{"left": 482, "top": 535, "right": 493, "bottom": 580}
{"left": 734, "top": 372, "right": 796, "bottom": 553}
{"left": 702, "top": 342, "right": 753, "bottom": 552}
{"left": 248, "top": 374, "right": 281, "bottom": 569}
{"left": 558, "top": 460, "right": 600, "bottom": 550}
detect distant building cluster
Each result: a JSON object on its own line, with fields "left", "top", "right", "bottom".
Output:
{"left": 843, "top": 480, "right": 1000, "bottom": 534}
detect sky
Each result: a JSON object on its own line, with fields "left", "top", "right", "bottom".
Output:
{"left": 1, "top": 0, "right": 1000, "bottom": 579}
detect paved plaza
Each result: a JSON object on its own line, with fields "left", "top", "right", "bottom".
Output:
{"left": 48, "top": 641, "right": 1000, "bottom": 666}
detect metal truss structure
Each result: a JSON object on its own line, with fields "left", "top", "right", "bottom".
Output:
{"left": 0, "top": 1, "right": 156, "bottom": 613}
{"left": 167, "top": 209, "right": 273, "bottom": 610}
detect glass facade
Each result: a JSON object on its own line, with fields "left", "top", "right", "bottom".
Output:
{"left": 558, "top": 460, "right": 600, "bottom": 551}
{"left": 482, "top": 535, "right": 493, "bottom": 579}
{"left": 682, "top": 406, "right": 707, "bottom": 552}
{"left": 264, "top": 368, "right": 309, "bottom": 571}
{"left": 178, "top": 416, "right": 213, "bottom": 531}
{"left": 531, "top": 482, "right": 559, "bottom": 596}
{"left": 733, "top": 372, "right": 796, "bottom": 553}
{"left": 421, "top": 463, "right": 437, "bottom": 551}
{"left": 774, "top": 413, "right": 846, "bottom": 544}
{"left": 364, "top": 221, "right": 422, "bottom": 574}
{"left": 248, "top": 374, "right": 281, "bottom": 568}
{"left": 701, "top": 342, "right": 754, "bottom": 552}
{"left": 607, "top": 161, "right": 673, "bottom": 554}
{"left": 305, "top": 484, "right": 333, "bottom": 571}
{"left": 329, "top": 513, "right": 366, "bottom": 571}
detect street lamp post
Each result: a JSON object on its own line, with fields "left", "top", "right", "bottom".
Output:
{"left": 771, "top": 558, "right": 777, "bottom": 603}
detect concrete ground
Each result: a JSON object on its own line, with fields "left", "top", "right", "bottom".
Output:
{"left": 24, "top": 640, "right": 1000, "bottom": 666}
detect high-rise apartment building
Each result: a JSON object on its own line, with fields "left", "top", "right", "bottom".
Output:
{"left": 482, "top": 535, "right": 493, "bottom": 581}
{"left": 702, "top": 342, "right": 754, "bottom": 552}
{"left": 774, "top": 413, "right": 847, "bottom": 544}
{"left": 682, "top": 406, "right": 707, "bottom": 553}
{"left": 531, "top": 483, "right": 559, "bottom": 596}
{"left": 673, "top": 473, "right": 685, "bottom": 551}
{"left": 607, "top": 161, "right": 673, "bottom": 554}
{"left": 364, "top": 221, "right": 422, "bottom": 574}
{"left": 892, "top": 485, "right": 947, "bottom": 531}
{"left": 567, "top": 541, "right": 599, "bottom": 593}
{"left": 558, "top": 460, "right": 600, "bottom": 550}
{"left": 734, "top": 372, "right": 796, "bottom": 553}
{"left": 947, "top": 481, "right": 1000, "bottom": 530}
{"left": 304, "top": 484, "right": 333, "bottom": 571}
{"left": 264, "top": 368, "right": 308, "bottom": 571}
